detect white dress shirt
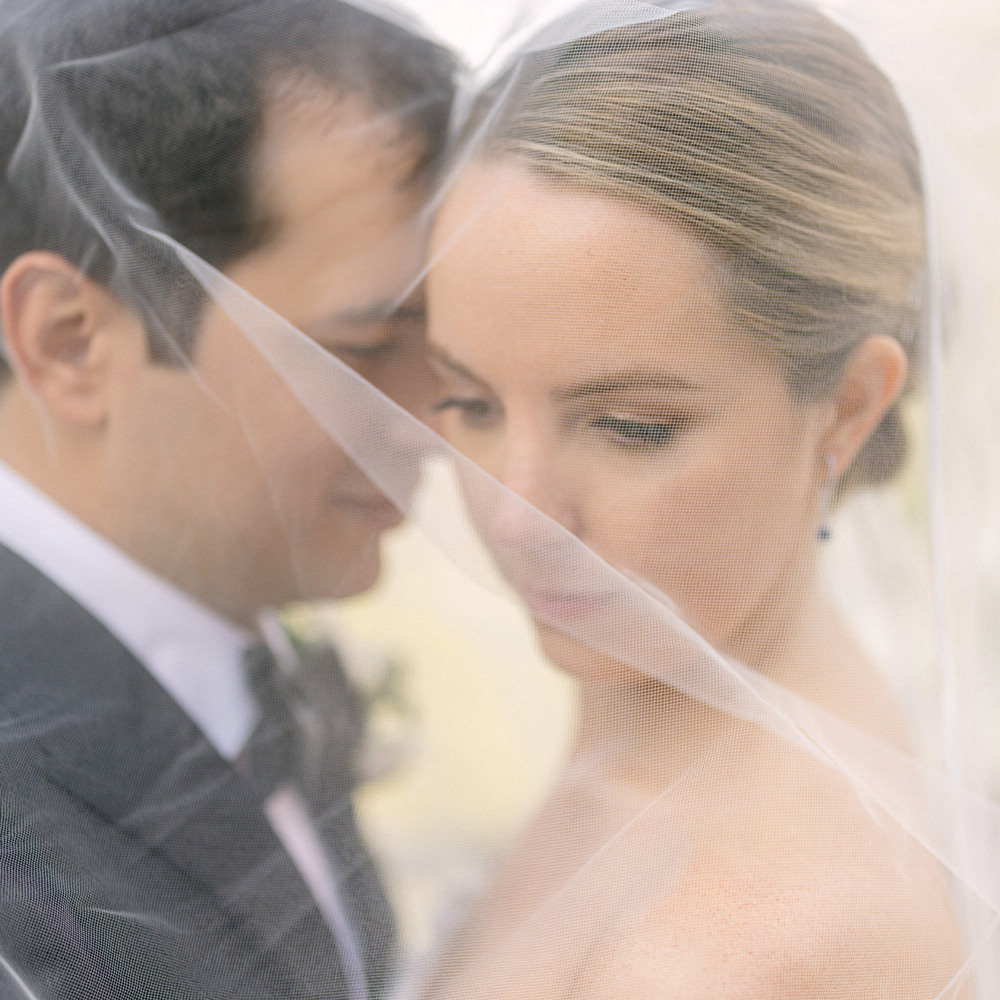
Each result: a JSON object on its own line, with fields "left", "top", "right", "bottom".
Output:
{"left": 0, "top": 460, "right": 369, "bottom": 1000}
{"left": 0, "top": 461, "right": 258, "bottom": 758}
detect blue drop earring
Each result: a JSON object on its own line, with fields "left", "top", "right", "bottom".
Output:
{"left": 817, "top": 453, "right": 836, "bottom": 542}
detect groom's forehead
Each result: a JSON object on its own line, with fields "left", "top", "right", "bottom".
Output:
{"left": 239, "top": 84, "right": 427, "bottom": 278}
{"left": 243, "top": 79, "right": 414, "bottom": 250}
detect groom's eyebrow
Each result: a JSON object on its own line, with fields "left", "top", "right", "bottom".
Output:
{"left": 306, "top": 300, "right": 426, "bottom": 347}
{"left": 327, "top": 301, "right": 426, "bottom": 327}
{"left": 426, "top": 345, "right": 492, "bottom": 388}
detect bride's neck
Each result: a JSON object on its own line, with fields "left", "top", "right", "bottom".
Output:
{"left": 573, "top": 676, "right": 732, "bottom": 790}
{"left": 571, "top": 586, "right": 910, "bottom": 789}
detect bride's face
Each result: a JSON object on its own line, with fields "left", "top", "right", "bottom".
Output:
{"left": 427, "top": 161, "right": 833, "bottom": 670}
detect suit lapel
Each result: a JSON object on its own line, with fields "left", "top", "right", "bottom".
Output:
{"left": 0, "top": 545, "right": 350, "bottom": 995}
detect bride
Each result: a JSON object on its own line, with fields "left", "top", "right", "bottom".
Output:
{"left": 419, "top": 0, "right": 977, "bottom": 995}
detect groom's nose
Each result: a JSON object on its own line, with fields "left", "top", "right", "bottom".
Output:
{"left": 370, "top": 338, "right": 439, "bottom": 419}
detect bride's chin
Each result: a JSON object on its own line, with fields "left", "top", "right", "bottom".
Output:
{"left": 530, "top": 605, "right": 756, "bottom": 692}
{"left": 532, "top": 621, "right": 649, "bottom": 687}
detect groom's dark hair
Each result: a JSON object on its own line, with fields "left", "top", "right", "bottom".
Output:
{"left": 0, "top": 0, "right": 455, "bottom": 374}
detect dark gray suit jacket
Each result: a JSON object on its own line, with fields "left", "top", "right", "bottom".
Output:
{"left": 0, "top": 544, "right": 394, "bottom": 998}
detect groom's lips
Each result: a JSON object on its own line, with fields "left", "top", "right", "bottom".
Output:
{"left": 332, "top": 493, "right": 404, "bottom": 527}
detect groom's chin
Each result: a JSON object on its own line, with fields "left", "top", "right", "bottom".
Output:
{"left": 299, "top": 530, "right": 389, "bottom": 603}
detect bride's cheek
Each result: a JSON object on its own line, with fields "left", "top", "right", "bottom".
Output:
{"left": 600, "top": 472, "right": 740, "bottom": 609}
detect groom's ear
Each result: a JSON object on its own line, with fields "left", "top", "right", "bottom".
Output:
{"left": 818, "top": 334, "right": 907, "bottom": 476}
{"left": 0, "top": 251, "right": 140, "bottom": 427}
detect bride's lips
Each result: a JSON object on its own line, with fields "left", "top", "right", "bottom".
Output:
{"left": 490, "top": 551, "right": 618, "bottom": 622}
{"left": 515, "top": 584, "right": 614, "bottom": 622}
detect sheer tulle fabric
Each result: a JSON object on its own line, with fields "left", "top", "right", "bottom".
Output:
{"left": 0, "top": 1, "right": 997, "bottom": 998}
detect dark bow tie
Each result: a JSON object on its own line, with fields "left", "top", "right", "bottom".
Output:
{"left": 241, "top": 634, "right": 364, "bottom": 804}
{"left": 242, "top": 641, "right": 301, "bottom": 797}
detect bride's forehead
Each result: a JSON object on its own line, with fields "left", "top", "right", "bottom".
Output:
{"left": 434, "top": 160, "right": 712, "bottom": 263}
{"left": 431, "top": 162, "right": 729, "bottom": 322}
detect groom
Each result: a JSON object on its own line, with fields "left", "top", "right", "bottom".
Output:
{"left": 0, "top": 0, "right": 452, "bottom": 996}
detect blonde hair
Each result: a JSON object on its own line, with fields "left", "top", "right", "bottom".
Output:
{"left": 482, "top": 0, "right": 925, "bottom": 491}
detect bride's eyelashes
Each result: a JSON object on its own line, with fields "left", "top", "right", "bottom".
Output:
{"left": 434, "top": 394, "right": 693, "bottom": 451}
{"left": 586, "top": 414, "right": 687, "bottom": 450}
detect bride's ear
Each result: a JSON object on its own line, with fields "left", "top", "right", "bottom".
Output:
{"left": 0, "top": 251, "right": 126, "bottom": 427}
{"left": 820, "top": 335, "right": 908, "bottom": 476}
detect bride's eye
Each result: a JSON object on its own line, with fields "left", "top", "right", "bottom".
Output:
{"left": 433, "top": 396, "right": 501, "bottom": 428}
{"left": 590, "top": 415, "right": 683, "bottom": 448}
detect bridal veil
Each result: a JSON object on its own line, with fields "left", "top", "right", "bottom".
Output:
{"left": 0, "top": 0, "right": 997, "bottom": 997}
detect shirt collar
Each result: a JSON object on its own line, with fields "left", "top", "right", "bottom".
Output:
{"left": 0, "top": 461, "right": 258, "bottom": 759}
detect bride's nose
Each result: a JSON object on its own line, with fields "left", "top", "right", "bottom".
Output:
{"left": 487, "top": 425, "right": 581, "bottom": 548}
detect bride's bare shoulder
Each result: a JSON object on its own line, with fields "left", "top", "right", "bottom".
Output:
{"left": 587, "top": 753, "right": 966, "bottom": 998}
{"left": 587, "top": 867, "right": 963, "bottom": 998}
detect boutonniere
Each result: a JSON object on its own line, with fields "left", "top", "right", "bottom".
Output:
{"left": 282, "top": 609, "right": 418, "bottom": 783}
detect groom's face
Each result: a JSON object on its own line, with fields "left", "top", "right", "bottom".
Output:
{"left": 105, "top": 88, "right": 433, "bottom": 625}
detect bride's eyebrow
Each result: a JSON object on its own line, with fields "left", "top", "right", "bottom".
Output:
{"left": 554, "top": 371, "right": 705, "bottom": 400}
